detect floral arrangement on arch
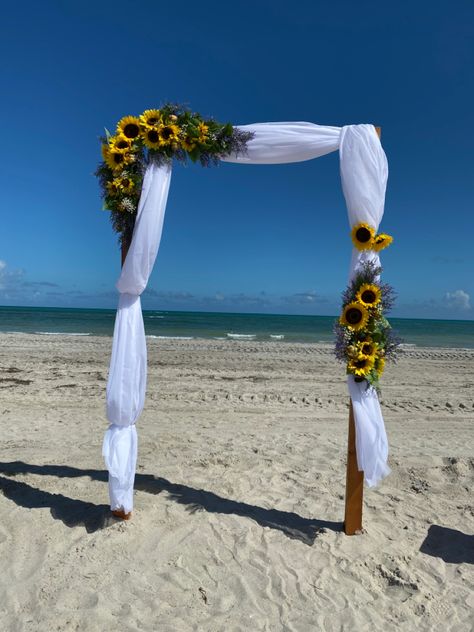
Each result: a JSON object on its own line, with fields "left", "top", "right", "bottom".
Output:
{"left": 96, "top": 104, "right": 253, "bottom": 244}
{"left": 334, "top": 223, "right": 400, "bottom": 389}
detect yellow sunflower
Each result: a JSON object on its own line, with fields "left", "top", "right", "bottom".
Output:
{"left": 102, "top": 145, "right": 131, "bottom": 171}
{"left": 110, "top": 134, "right": 132, "bottom": 152}
{"left": 356, "top": 283, "right": 382, "bottom": 308}
{"left": 181, "top": 132, "right": 197, "bottom": 152}
{"left": 114, "top": 153, "right": 134, "bottom": 171}
{"left": 158, "top": 123, "right": 180, "bottom": 145}
{"left": 348, "top": 353, "right": 375, "bottom": 377}
{"left": 181, "top": 131, "right": 197, "bottom": 151}
{"left": 140, "top": 109, "right": 162, "bottom": 128}
{"left": 356, "top": 338, "right": 378, "bottom": 357}
{"left": 373, "top": 233, "right": 393, "bottom": 252}
{"left": 113, "top": 176, "right": 135, "bottom": 194}
{"left": 376, "top": 356, "right": 386, "bottom": 376}
{"left": 101, "top": 143, "right": 111, "bottom": 162}
{"left": 351, "top": 222, "right": 375, "bottom": 251}
{"left": 106, "top": 180, "right": 120, "bottom": 196}
{"left": 339, "top": 301, "right": 369, "bottom": 331}
{"left": 142, "top": 127, "right": 162, "bottom": 150}
{"left": 117, "top": 115, "right": 141, "bottom": 139}
{"left": 197, "top": 121, "right": 209, "bottom": 143}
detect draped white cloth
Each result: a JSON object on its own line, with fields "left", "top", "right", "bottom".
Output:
{"left": 104, "top": 122, "right": 390, "bottom": 512}
{"left": 224, "top": 122, "right": 390, "bottom": 487}
{"left": 104, "top": 162, "right": 172, "bottom": 512}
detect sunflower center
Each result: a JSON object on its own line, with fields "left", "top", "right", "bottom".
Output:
{"left": 147, "top": 130, "right": 159, "bottom": 143}
{"left": 113, "top": 153, "right": 124, "bottom": 164}
{"left": 346, "top": 308, "right": 362, "bottom": 324}
{"left": 361, "top": 343, "right": 373, "bottom": 354}
{"left": 123, "top": 123, "right": 140, "bottom": 138}
{"left": 147, "top": 117, "right": 159, "bottom": 125}
{"left": 116, "top": 140, "right": 129, "bottom": 149}
{"left": 161, "top": 126, "right": 173, "bottom": 140}
{"left": 361, "top": 290, "right": 376, "bottom": 304}
{"left": 122, "top": 179, "right": 130, "bottom": 187}
{"left": 354, "top": 359, "right": 367, "bottom": 369}
{"left": 355, "top": 227, "right": 371, "bottom": 243}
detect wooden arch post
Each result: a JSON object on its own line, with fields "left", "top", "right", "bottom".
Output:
{"left": 343, "top": 125, "right": 381, "bottom": 535}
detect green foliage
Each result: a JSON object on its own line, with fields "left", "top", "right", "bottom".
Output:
{"left": 96, "top": 104, "right": 254, "bottom": 243}
{"left": 334, "top": 260, "right": 401, "bottom": 391}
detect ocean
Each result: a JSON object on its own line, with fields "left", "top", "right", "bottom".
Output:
{"left": 0, "top": 306, "right": 473, "bottom": 349}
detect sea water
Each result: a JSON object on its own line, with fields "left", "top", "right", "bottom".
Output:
{"left": 0, "top": 306, "right": 473, "bottom": 349}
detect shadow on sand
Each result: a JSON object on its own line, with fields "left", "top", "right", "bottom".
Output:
{"left": 420, "top": 525, "right": 474, "bottom": 564}
{"left": 0, "top": 461, "right": 342, "bottom": 543}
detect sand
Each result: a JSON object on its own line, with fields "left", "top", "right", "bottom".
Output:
{"left": 0, "top": 333, "right": 473, "bottom": 631}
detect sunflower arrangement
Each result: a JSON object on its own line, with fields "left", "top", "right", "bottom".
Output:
{"left": 96, "top": 104, "right": 254, "bottom": 245}
{"left": 351, "top": 222, "right": 393, "bottom": 252}
{"left": 334, "top": 260, "right": 401, "bottom": 389}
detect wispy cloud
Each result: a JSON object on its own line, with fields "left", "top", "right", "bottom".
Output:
{"left": 282, "top": 291, "right": 326, "bottom": 305}
{"left": 0, "top": 260, "right": 62, "bottom": 302}
{"left": 432, "top": 256, "right": 465, "bottom": 264}
{"left": 22, "top": 281, "right": 60, "bottom": 288}
{"left": 445, "top": 289, "right": 471, "bottom": 310}
{"left": 0, "top": 259, "right": 24, "bottom": 292}
{"left": 210, "top": 292, "right": 271, "bottom": 307}
{"left": 144, "top": 289, "right": 194, "bottom": 301}
{"left": 395, "top": 289, "right": 473, "bottom": 318}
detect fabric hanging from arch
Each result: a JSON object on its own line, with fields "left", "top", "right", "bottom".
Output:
{"left": 104, "top": 122, "right": 389, "bottom": 514}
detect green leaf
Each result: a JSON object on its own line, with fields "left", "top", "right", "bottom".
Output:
{"left": 189, "top": 147, "right": 200, "bottom": 162}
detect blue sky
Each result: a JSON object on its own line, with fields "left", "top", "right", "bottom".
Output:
{"left": 0, "top": 0, "right": 472, "bottom": 319}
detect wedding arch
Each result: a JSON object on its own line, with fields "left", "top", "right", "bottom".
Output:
{"left": 97, "top": 109, "right": 393, "bottom": 534}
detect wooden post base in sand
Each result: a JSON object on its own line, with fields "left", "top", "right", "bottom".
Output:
{"left": 343, "top": 401, "right": 363, "bottom": 535}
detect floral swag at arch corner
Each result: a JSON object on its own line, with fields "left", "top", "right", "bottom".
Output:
{"left": 96, "top": 104, "right": 399, "bottom": 519}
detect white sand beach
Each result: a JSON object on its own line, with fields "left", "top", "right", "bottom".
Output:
{"left": 0, "top": 333, "right": 473, "bottom": 631}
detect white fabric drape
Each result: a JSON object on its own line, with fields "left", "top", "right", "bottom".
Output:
{"left": 225, "top": 122, "right": 390, "bottom": 487}
{"left": 104, "top": 162, "right": 172, "bottom": 513}
{"left": 339, "top": 125, "right": 390, "bottom": 487}
{"left": 104, "top": 121, "right": 390, "bottom": 512}
{"left": 223, "top": 122, "right": 341, "bottom": 164}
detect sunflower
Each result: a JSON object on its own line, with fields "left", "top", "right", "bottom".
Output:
{"left": 142, "top": 127, "right": 162, "bottom": 150}
{"left": 102, "top": 145, "right": 131, "bottom": 171}
{"left": 197, "top": 121, "right": 209, "bottom": 143}
{"left": 113, "top": 176, "right": 135, "bottom": 194}
{"left": 357, "top": 338, "right": 378, "bottom": 357}
{"left": 348, "top": 353, "right": 375, "bottom": 377}
{"left": 110, "top": 134, "right": 132, "bottom": 152}
{"left": 375, "top": 356, "right": 386, "bottom": 376}
{"left": 158, "top": 123, "right": 180, "bottom": 145}
{"left": 181, "top": 132, "right": 197, "bottom": 152}
{"left": 117, "top": 115, "right": 141, "bottom": 139}
{"left": 101, "top": 143, "right": 111, "bottom": 163}
{"left": 351, "top": 222, "right": 375, "bottom": 251}
{"left": 373, "top": 233, "right": 393, "bottom": 252}
{"left": 356, "top": 283, "right": 382, "bottom": 308}
{"left": 140, "top": 109, "right": 162, "bottom": 128}
{"left": 106, "top": 180, "right": 120, "bottom": 196}
{"left": 339, "top": 301, "right": 369, "bottom": 331}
